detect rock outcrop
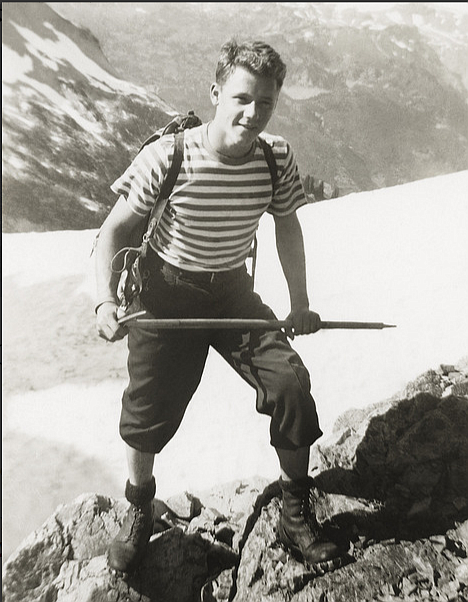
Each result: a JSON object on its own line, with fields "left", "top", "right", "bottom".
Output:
{"left": 3, "top": 364, "right": 468, "bottom": 602}
{"left": 1, "top": 482, "right": 260, "bottom": 602}
{"left": 395, "top": 357, "right": 468, "bottom": 401}
{"left": 309, "top": 393, "right": 468, "bottom": 527}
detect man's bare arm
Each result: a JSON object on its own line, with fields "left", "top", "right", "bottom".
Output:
{"left": 95, "top": 195, "right": 146, "bottom": 341}
{"left": 274, "top": 211, "right": 321, "bottom": 336}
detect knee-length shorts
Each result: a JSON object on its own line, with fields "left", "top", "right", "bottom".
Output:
{"left": 120, "top": 250, "right": 322, "bottom": 454}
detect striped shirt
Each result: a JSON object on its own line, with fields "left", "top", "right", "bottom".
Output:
{"left": 111, "top": 123, "right": 307, "bottom": 271}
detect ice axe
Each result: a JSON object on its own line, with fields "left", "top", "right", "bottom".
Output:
{"left": 118, "top": 311, "right": 396, "bottom": 331}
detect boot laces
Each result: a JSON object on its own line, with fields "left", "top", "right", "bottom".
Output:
{"left": 300, "top": 486, "right": 319, "bottom": 537}
{"left": 126, "top": 505, "right": 149, "bottom": 543}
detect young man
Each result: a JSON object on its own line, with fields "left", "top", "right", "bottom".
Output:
{"left": 95, "top": 40, "right": 344, "bottom": 575}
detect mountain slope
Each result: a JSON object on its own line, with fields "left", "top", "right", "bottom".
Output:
{"left": 2, "top": 2, "right": 175, "bottom": 232}
{"left": 3, "top": 170, "right": 468, "bottom": 563}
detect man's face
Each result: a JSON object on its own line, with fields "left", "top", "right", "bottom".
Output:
{"left": 210, "top": 66, "right": 280, "bottom": 154}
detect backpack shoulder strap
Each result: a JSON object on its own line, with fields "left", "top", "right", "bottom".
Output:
{"left": 258, "top": 136, "right": 278, "bottom": 189}
{"left": 158, "top": 130, "right": 185, "bottom": 203}
{"left": 248, "top": 137, "right": 278, "bottom": 286}
{"left": 141, "top": 131, "right": 185, "bottom": 254}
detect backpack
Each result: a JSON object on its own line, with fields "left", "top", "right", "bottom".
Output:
{"left": 109, "top": 111, "right": 278, "bottom": 317}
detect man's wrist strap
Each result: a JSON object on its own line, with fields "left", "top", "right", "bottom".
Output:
{"left": 95, "top": 298, "right": 117, "bottom": 314}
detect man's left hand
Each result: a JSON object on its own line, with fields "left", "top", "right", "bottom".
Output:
{"left": 285, "top": 307, "right": 321, "bottom": 339}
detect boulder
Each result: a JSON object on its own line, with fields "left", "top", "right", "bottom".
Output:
{"left": 395, "top": 358, "right": 468, "bottom": 401}
{"left": 309, "top": 393, "right": 468, "bottom": 533}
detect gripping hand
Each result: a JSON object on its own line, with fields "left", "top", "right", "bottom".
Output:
{"left": 285, "top": 308, "right": 321, "bottom": 339}
{"left": 96, "top": 302, "right": 128, "bottom": 342}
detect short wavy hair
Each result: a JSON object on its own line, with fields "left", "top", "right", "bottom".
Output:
{"left": 215, "top": 40, "right": 287, "bottom": 89}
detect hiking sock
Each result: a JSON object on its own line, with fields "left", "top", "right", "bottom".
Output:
{"left": 125, "top": 476, "right": 156, "bottom": 507}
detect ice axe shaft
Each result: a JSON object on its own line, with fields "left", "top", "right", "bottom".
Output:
{"left": 118, "top": 313, "right": 396, "bottom": 330}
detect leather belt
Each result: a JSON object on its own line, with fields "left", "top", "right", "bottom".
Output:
{"left": 160, "top": 258, "right": 244, "bottom": 284}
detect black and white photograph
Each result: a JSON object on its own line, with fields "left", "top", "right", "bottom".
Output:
{"left": 3, "top": 2, "right": 468, "bottom": 600}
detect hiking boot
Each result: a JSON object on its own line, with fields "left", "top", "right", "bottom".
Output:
{"left": 107, "top": 477, "right": 155, "bottom": 575}
{"left": 278, "top": 476, "right": 344, "bottom": 572}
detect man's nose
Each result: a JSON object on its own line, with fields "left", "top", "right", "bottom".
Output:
{"left": 244, "top": 101, "right": 258, "bottom": 119}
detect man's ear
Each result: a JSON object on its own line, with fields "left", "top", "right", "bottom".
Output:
{"left": 210, "top": 82, "right": 220, "bottom": 107}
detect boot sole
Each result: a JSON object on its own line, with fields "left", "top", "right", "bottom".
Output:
{"left": 106, "top": 544, "right": 148, "bottom": 580}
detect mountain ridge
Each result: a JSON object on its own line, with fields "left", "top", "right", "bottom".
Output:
{"left": 2, "top": 2, "right": 175, "bottom": 232}
{"left": 3, "top": 2, "right": 468, "bottom": 231}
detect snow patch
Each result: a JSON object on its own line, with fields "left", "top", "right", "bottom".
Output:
{"left": 79, "top": 196, "right": 102, "bottom": 213}
{"left": 3, "top": 171, "right": 468, "bottom": 533}
{"left": 2, "top": 153, "right": 28, "bottom": 172}
{"left": 24, "top": 76, "right": 106, "bottom": 142}
{"left": 255, "top": 170, "right": 468, "bottom": 429}
{"left": 392, "top": 37, "right": 414, "bottom": 51}
{"left": 386, "top": 10, "right": 405, "bottom": 25}
{"left": 2, "top": 45, "right": 33, "bottom": 84}
{"left": 9, "top": 20, "right": 149, "bottom": 98}
{"left": 283, "top": 84, "right": 328, "bottom": 100}
{"left": 3, "top": 229, "right": 98, "bottom": 287}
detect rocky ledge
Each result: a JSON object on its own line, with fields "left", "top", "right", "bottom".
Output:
{"left": 3, "top": 361, "right": 468, "bottom": 602}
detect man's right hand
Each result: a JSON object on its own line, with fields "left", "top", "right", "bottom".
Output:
{"left": 96, "top": 302, "right": 128, "bottom": 342}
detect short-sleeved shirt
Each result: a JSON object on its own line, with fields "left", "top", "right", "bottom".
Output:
{"left": 111, "top": 123, "right": 307, "bottom": 272}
